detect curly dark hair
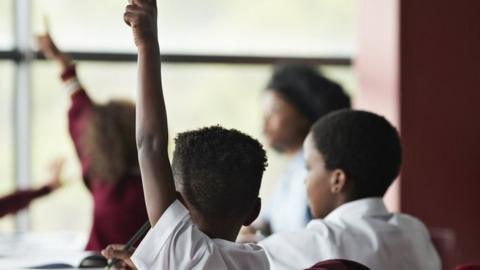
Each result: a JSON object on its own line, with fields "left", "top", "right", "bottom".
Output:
{"left": 172, "top": 126, "right": 268, "bottom": 219}
{"left": 81, "top": 100, "right": 139, "bottom": 182}
{"left": 266, "top": 64, "right": 351, "bottom": 123}
{"left": 311, "top": 110, "right": 402, "bottom": 199}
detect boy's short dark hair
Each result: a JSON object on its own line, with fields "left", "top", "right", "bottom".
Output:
{"left": 311, "top": 110, "right": 402, "bottom": 199}
{"left": 266, "top": 64, "right": 351, "bottom": 123}
{"left": 172, "top": 126, "right": 268, "bottom": 219}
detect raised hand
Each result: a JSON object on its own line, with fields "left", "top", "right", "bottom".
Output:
{"left": 123, "top": 0, "right": 158, "bottom": 51}
{"left": 123, "top": 0, "right": 177, "bottom": 225}
{"left": 44, "top": 158, "right": 65, "bottom": 191}
{"left": 36, "top": 34, "right": 71, "bottom": 69}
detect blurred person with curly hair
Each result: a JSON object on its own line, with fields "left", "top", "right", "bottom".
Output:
{"left": 37, "top": 33, "right": 148, "bottom": 251}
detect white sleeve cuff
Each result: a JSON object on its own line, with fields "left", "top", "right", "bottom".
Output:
{"left": 63, "top": 77, "right": 82, "bottom": 94}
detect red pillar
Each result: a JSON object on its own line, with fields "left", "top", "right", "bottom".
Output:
{"left": 356, "top": 0, "right": 480, "bottom": 265}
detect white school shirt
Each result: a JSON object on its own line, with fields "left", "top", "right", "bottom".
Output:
{"left": 259, "top": 198, "right": 441, "bottom": 270}
{"left": 260, "top": 150, "right": 309, "bottom": 233}
{"left": 131, "top": 200, "right": 270, "bottom": 270}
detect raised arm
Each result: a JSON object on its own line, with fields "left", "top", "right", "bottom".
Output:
{"left": 0, "top": 158, "right": 64, "bottom": 218}
{"left": 37, "top": 34, "right": 86, "bottom": 95}
{"left": 124, "top": 0, "right": 176, "bottom": 225}
{"left": 37, "top": 33, "right": 94, "bottom": 182}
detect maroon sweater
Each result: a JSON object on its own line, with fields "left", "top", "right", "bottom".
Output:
{"left": 65, "top": 67, "right": 148, "bottom": 251}
{"left": 0, "top": 186, "right": 51, "bottom": 218}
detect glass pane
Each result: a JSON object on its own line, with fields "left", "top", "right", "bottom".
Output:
{"left": 0, "top": 62, "right": 15, "bottom": 231}
{"left": 31, "top": 61, "right": 92, "bottom": 233}
{"left": 0, "top": 0, "right": 13, "bottom": 48}
{"left": 321, "top": 66, "right": 356, "bottom": 97}
{"left": 31, "top": 62, "right": 354, "bottom": 231}
{"left": 32, "top": 0, "right": 355, "bottom": 56}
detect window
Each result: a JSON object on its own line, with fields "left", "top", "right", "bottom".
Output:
{"left": 2, "top": 0, "right": 355, "bottom": 232}
{"left": 0, "top": 62, "right": 15, "bottom": 231}
{"left": 30, "top": 61, "right": 92, "bottom": 231}
{"left": 29, "top": 62, "right": 354, "bottom": 230}
{"left": 32, "top": 0, "right": 355, "bottom": 56}
{"left": 0, "top": 0, "right": 13, "bottom": 49}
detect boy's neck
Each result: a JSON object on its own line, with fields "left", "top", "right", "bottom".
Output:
{"left": 200, "top": 222, "right": 242, "bottom": 242}
{"left": 189, "top": 207, "right": 242, "bottom": 242}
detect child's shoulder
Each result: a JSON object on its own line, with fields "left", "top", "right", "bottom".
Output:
{"left": 212, "top": 240, "right": 269, "bottom": 269}
{"left": 389, "top": 211, "right": 431, "bottom": 234}
{"left": 259, "top": 219, "right": 336, "bottom": 249}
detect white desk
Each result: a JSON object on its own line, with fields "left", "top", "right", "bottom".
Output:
{"left": 0, "top": 231, "right": 92, "bottom": 269}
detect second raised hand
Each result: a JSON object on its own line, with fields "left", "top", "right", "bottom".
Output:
{"left": 36, "top": 34, "right": 71, "bottom": 70}
{"left": 123, "top": 0, "right": 158, "bottom": 51}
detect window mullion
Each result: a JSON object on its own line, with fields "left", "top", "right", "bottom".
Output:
{"left": 13, "top": 0, "right": 33, "bottom": 232}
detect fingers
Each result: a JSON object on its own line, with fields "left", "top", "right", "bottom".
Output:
{"left": 36, "top": 34, "right": 60, "bottom": 57}
{"left": 108, "top": 244, "right": 126, "bottom": 249}
{"left": 36, "top": 35, "right": 50, "bottom": 48}
{"left": 44, "top": 157, "right": 65, "bottom": 189}
{"left": 48, "top": 157, "right": 65, "bottom": 176}
{"left": 124, "top": 4, "right": 144, "bottom": 27}
{"left": 43, "top": 15, "right": 50, "bottom": 35}
{"left": 36, "top": 35, "right": 48, "bottom": 41}
{"left": 131, "top": 0, "right": 155, "bottom": 7}
{"left": 101, "top": 244, "right": 132, "bottom": 260}
{"left": 128, "top": 0, "right": 153, "bottom": 9}
{"left": 124, "top": 0, "right": 158, "bottom": 49}
{"left": 101, "top": 245, "right": 136, "bottom": 270}
{"left": 51, "top": 157, "right": 65, "bottom": 168}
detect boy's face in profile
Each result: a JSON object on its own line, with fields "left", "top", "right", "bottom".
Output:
{"left": 303, "top": 133, "right": 338, "bottom": 219}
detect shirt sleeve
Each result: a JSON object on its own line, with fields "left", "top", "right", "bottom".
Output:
{"left": 131, "top": 200, "right": 211, "bottom": 270}
{"left": 0, "top": 186, "right": 51, "bottom": 218}
{"left": 259, "top": 224, "right": 334, "bottom": 270}
{"left": 64, "top": 65, "right": 94, "bottom": 183}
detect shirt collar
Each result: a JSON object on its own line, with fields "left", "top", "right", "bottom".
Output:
{"left": 324, "top": 197, "right": 389, "bottom": 222}
{"left": 293, "top": 148, "right": 304, "bottom": 159}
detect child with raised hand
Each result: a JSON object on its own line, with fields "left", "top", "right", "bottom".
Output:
{"left": 36, "top": 32, "right": 148, "bottom": 251}
{"left": 102, "top": 0, "right": 270, "bottom": 269}
{"left": 259, "top": 110, "right": 441, "bottom": 270}
{"left": 0, "top": 158, "right": 64, "bottom": 218}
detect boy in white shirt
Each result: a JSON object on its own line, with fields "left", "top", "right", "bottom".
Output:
{"left": 259, "top": 110, "right": 441, "bottom": 270}
{"left": 101, "top": 0, "right": 269, "bottom": 269}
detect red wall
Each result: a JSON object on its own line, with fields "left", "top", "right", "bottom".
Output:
{"left": 357, "top": 0, "right": 480, "bottom": 265}
{"left": 400, "top": 0, "right": 480, "bottom": 264}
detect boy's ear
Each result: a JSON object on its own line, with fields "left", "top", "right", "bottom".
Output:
{"left": 243, "top": 197, "right": 261, "bottom": 226}
{"left": 330, "top": 169, "right": 347, "bottom": 194}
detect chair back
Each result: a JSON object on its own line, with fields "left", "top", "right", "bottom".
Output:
{"left": 305, "top": 259, "right": 370, "bottom": 270}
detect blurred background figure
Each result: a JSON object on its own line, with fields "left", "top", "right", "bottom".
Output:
{"left": 0, "top": 159, "right": 64, "bottom": 218}
{"left": 36, "top": 33, "right": 148, "bottom": 251}
{"left": 241, "top": 64, "right": 351, "bottom": 239}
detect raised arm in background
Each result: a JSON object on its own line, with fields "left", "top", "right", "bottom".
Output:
{"left": 0, "top": 159, "right": 64, "bottom": 218}
{"left": 37, "top": 34, "right": 95, "bottom": 183}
